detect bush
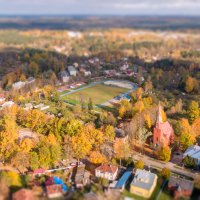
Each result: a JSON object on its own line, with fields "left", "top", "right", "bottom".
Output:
{"left": 135, "top": 159, "right": 144, "bottom": 169}
{"left": 157, "top": 146, "right": 171, "bottom": 162}
{"left": 160, "top": 167, "right": 171, "bottom": 180}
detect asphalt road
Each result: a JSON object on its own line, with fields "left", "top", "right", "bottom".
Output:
{"left": 132, "top": 151, "right": 196, "bottom": 179}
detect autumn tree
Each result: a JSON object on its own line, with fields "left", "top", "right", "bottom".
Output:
{"left": 114, "top": 139, "right": 131, "bottom": 166}
{"left": 144, "top": 78, "right": 153, "bottom": 93}
{"left": 135, "top": 159, "right": 144, "bottom": 169}
{"left": 71, "top": 132, "right": 92, "bottom": 160}
{"left": 89, "top": 151, "right": 107, "bottom": 164}
{"left": 184, "top": 76, "right": 199, "bottom": 93}
{"left": 85, "top": 124, "right": 103, "bottom": 150}
{"left": 144, "top": 113, "right": 152, "bottom": 130}
{"left": 160, "top": 168, "right": 171, "bottom": 180}
{"left": 135, "top": 127, "right": 152, "bottom": 153}
{"left": 178, "top": 119, "right": 196, "bottom": 151}
{"left": 183, "top": 155, "right": 195, "bottom": 168}
{"left": 0, "top": 115, "right": 18, "bottom": 162}
{"left": 103, "top": 125, "right": 115, "bottom": 142}
{"left": 188, "top": 101, "right": 199, "bottom": 124}
{"left": 157, "top": 146, "right": 171, "bottom": 162}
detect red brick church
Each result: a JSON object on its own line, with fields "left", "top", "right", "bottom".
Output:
{"left": 153, "top": 103, "right": 174, "bottom": 147}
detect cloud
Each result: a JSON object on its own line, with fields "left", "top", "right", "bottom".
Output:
{"left": 0, "top": 0, "right": 200, "bottom": 15}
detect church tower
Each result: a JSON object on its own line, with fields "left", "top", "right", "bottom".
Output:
{"left": 153, "top": 103, "right": 174, "bottom": 147}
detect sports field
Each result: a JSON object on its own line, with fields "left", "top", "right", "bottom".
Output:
{"left": 61, "top": 83, "right": 129, "bottom": 105}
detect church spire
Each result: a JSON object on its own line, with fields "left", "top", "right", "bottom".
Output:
{"left": 157, "top": 102, "right": 163, "bottom": 123}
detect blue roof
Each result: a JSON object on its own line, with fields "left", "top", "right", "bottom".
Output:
{"left": 115, "top": 171, "right": 132, "bottom": 188}
{"left": 53, "top": 176, "right": 68, "bottom": 192}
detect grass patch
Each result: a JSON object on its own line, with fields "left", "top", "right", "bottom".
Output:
{"left": 61, "top": 84, "right": 129, "bottom": 106}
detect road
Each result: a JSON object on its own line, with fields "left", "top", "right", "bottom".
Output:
{"left": 132, "top": 151, "right": 196, "bottom": 179}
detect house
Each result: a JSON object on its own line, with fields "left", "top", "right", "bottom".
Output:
{"left": 153, "top": 103, "right": 174, "bottom": 147}
{"left": 12, "top": 189, "right": 36, "bottom": 200}
{"left": 12, "top": 81, "right": 26, "bottom": 90}
{"left": 45, "top": 176, "right": 67, "bottom": 198}
{"left": 95, "top": 164, "right": 118, "bottom": 181}
{"left": 1, "top": 101, "right": 15, "bottom": 108}
{"left": 84, "top": 71, "right": 91, "bottom": 76}
{"left": 168, "top": 176, "right": 194, "bottom": 199}
{"left": 120, "top": 63, "right": 129, "bottom": 71}
{"left": 46, "top": 184, "right": 63, "bottom": 199}
{"left": 183, "top": 145, "right": 200, "bottom": 167}
{"left": 24, "top": 103, "right": 33, "bottom": 110}
{"left": 115, "top": 171, "right": 132, "bottom": 191}
{"left": 59, "top": 71, "right": 69, "bottom": 83}
{"left": 130, "top": 169, "right": 157, "bottom": 198}
{"left": 68, "top": 66, "right": 77, "bottom": 76}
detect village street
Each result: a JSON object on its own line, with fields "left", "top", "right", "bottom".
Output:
{"left": 132, "top": 151, "right": 196, "bottom": 179}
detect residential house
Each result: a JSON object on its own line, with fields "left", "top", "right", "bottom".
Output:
{"left": 59, "top": 71, "right": 70, "bottom": 83}
{"left": 74, "top": 164, "right": 86, "bottom": 188}
{"left": 24, "top": 103, "right": 33, "bottom": 110}
{"left": 95, "top": 164, "right": 118, "bottom": 181}
{"left": 183, "top": 145, "right": 200, "bottom": 167}
{"left": 84, "top": 71, "right": 91, "bottom": 76}
{"left": 153, "top": 103, "right": 174, "bottom": 147}
{"left": 68, "top": 66, "right": 77, "bottom": 76}
{"left": 120, "top": 63, "right": 129, "bottom": 71}
{"left": 12, "top": 189, "right": 36, "bottom": 200}
{"left": 46, "top": 185, "right": 63, "bottom": 199}
{"left": 12, "top": 81, "right": 26, "bottom": 90}
{"left": 45, "top": 176, "right": 67, "bottom": 198}
{"left": 130, "top": 169, "right": 158, "bottom": 198}
{"left": 1, "top": 101, "right": 15, "bottom": 108}
{"left": 168, "top": 176, "right": 194, "bottom": 199}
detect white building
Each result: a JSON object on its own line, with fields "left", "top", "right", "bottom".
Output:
{"left": 183, "top": 145, "right": 200, "bottom": 167}
{"left": 59, "top": 71, "right": 70, "bottom": 83}
{"left": 1, "top": 101, "right": 15, "bottom": 108}
{"left": 12, "top": 81, "right": 26, "bottom": 90}
{"left": 68, "top": 66, "right": 77, "bottom": 76}
{"left": 84, "top": 71, "right": 91, "bottom": 76}
{"left": 95, "top": 164, "right": 118, "bottom": 181}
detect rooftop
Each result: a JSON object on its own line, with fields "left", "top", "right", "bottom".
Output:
{"left": 96, "top": 164, "right": 118, "bottom": 174}
{"left": 168, "top": 176, "right": 194, "bottom": 193}
{"left": 131, "top": 169, "right": 157, "bottom": 191}
{"left": 183, "top": 145, "right": 200, "bottom": 159}
{"left": 115, "top": 171, "right": 132, "bottom": 188}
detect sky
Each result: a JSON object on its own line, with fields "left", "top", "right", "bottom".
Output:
{"left": 1, "top": 0, "right": 200, "bottom": 16}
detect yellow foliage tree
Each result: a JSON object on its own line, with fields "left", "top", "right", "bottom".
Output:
{"left": 19, "top": 138, "right": 33, "bottom": 153}
{"left": 144, "top": 113, "right": 152, "bottom": 129}
{"left": 71, "top": 132, "right": 92, "bottom": 160}
{"left": 89, "top": 151, "right": 107, "bottom": 164}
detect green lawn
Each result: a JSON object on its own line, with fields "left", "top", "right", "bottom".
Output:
{"left": 61, "top": 84, "right": 129, "bottom": 105}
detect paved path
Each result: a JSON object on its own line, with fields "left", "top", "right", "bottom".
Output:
{"left": 132, "top": 152, "right": 196, "bottom": 179}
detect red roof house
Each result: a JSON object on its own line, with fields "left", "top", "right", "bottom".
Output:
{"left": 95, "top": 164, "right": 118, "bottom": 181}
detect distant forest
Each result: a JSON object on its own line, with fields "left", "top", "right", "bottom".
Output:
{"left": 1, "top": 16, "right": 200, "bottom": 30}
